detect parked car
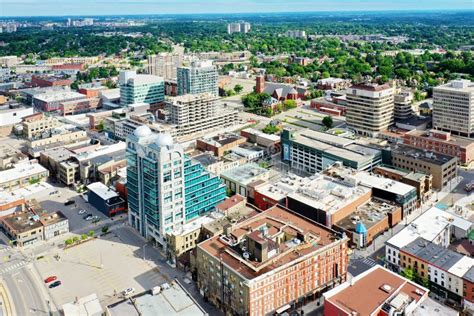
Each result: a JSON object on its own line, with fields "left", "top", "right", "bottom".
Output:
{"left": 83, "top": 214, "right": 93, "bottom": 221}
{"left": 49, "top": 280, "right": 61, "bottom": 288}
{"left": 78, "top": 210, "right": 86, "bottom": 215}
{"left": 122, "top": 287, "right": 135, "bottom": 296}
{"left": 44, "top": 276, "right": 57, "bottom": 283}
{"left": 64, "top": 200, "right": 74, "bottom": 206}
{"left": 465, "top": 182, "right": 473, "bottom": 192}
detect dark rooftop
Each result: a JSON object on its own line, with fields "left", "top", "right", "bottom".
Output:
{"left": 401, "top": 237, "right": 463, "bottom": 270}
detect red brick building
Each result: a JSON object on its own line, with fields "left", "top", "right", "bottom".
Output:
{"left": 464, "top": 267, "right": 474, "bottom": 312}
{"left": 31, "top": 75, "right": 72, "bottom": 88}
{"left": 403, "top": 129, "right": 474, "bottom": 165}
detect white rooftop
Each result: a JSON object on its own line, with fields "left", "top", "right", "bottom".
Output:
{"left": 62, "top": 293, "right": 103, "bottom": 316}
{"left": 74, "top": 142, "right": 126, "bottom": 162}
{"left": 448, "top": 256, "right": 474, "bottom": 278}
{"left": 435, "top": 79, "right": 474, "bottom": 93}
{"left": 170, "top": 212, "right": 223, "bottom": 237}
{"left": 288, "top": 174, "right": 370, "bottom": 216}
{"left": 33, "top": 91, "right": 86, "bottom": 102}
{"left": 386, "top": 207, "right": 472, "bottom": 249}
{"left": 87, "top": 182, "right": 119, "bottom": 201}
{"left": 256, "top": 174, "right": 309, "bottom": 201}
{"left": 351, "top": 170, "right": 415, "bottom": 196}
{"left": 0, "top": 161, "right": 48, "bottom": 185}
{"left": 242, "top": 128, "right": 280, "bottom": 142}
{"left": 128, "top": 74, "right": 163, "bottom": 85}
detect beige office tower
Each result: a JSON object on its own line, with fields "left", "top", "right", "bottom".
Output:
{"left": 433, "top": 80, "right": 474, "bottom": 138}
{"left": 147, "top": 53, "right": 183, "bottom": 80}
{"left": 346, "top": 83, "right": 395, "bottom": 137}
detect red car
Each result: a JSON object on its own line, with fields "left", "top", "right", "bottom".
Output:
{"left": 44, "top": 276, "right": 57, "bottom": 283}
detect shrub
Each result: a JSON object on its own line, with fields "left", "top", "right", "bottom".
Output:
{"left": 87, "top": 230, "right": 94, "bottom": 237}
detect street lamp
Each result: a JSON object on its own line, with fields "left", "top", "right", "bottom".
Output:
{"left": 142, "top": 244, "right": 147, "bottom": 261}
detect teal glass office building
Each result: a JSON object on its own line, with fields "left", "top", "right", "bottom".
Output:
{"left": 126, "top": 126, "right": 225, "bottom": 246}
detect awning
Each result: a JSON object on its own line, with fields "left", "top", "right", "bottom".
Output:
{"left": 275, "top": 304, "right": 291, "bottom": 314}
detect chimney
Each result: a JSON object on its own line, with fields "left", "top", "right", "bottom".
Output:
{"left": 256, "top": 76, "right": 265, "bottom": 94}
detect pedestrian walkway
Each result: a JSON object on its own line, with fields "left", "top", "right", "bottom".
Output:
{"left": 0, "top": 261, "right": 27, "bottom": 276}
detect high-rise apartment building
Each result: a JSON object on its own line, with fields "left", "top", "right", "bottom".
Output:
{"left": 177, "top": 61, "right": 218, "bottom": 96}
{"left": 433, "top": 80, "right": 474, "bottom": 138}
{"left": 166, "top": 93, "right": 238, "bottom": 136}
{"left": 126, "top": 126, "right": 225, "bottom": 246}
{"left": 284, "top": 30, "right": 307, "bottom": 39}
{"left": 227, "top": 21, "right": 251, "bottom": 34}
{"left": 147, "top": 53, "right": 183, "bottom": 80}
{"left": 394, "top": 90, "right": 414, "bottom": 120}
{"left": 346, "top": 83, "right": 395, "bottom": 137}
{"left": 119, "top": 70, "right": 165, "bottom": 106}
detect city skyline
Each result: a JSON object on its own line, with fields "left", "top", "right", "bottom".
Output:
{"left": 1, "top": 0, "right": 473, "bottom": 17}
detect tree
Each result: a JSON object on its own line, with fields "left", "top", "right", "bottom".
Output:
{"left": 401, "top": 267, "right": 415, "bottom": 281}
{"left": 102, "top": 226, "right": 109, "bottom": 234}
{"left": 322, "top": 116, "right": 333, "bottom": 128}
{"left": 262, "top": 124, "right": 281, "bottom": 135}
{"left": 283, "top": 99, "right": 297, "bottom": 110}
{"left": 234, "top": 84, "right": 243, "bottom": 94}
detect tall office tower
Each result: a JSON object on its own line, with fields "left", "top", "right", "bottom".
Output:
{"left": 394, "top": 90, "right": 414, "bottom": 120}
{"left": 346, "top": 83, "right": 395, "bottom": 137}
{"left": 147, "top": 53, "right": 183, "bottom": 80}
{"left": 177, "top": 60, "right": 218, "bottom": 96}
{"left": 66, "top": 18, "right": 72, "bottom": 27}
{"left": 433, "top": 80, "right": 474, "bottom": 138}
{"left": 166, "top": 93, "right": 238, "bottom": 136}
{"left": 119, "top": 70, "right": 165, "bottom": 106}
{"left": 126, "top": 126, "right": 226, "bottom": 246}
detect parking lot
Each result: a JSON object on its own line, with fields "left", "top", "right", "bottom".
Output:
{"left": 31, "top": 182, "right": 122, "bottom": 234}
{"left": 35, "top": 227, "right": 168, "bottom": 307}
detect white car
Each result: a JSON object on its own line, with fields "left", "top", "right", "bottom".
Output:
{"left": 122, "top": 287, "right": 135, "bottom": 296}
{"left": 78, "top": 210, "right": 86, "bottom": 215}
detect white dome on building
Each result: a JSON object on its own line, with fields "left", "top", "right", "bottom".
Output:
{"left": 155, "top": 133, "right": 173, "bottom": 147}
{"left": 134, "top": 125, "right": 152, "bottom": 138}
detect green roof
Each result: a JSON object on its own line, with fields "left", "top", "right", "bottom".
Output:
{"left": 469, "top": 230, "right": 474, "bottom": 241}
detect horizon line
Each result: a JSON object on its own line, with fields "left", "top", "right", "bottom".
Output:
{"left": 1, "top": 8, "right": 473, "bottom": 18}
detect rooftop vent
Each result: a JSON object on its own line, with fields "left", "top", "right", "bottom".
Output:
{"left": 380, "top": 284, "right": 393, "bottom": 293}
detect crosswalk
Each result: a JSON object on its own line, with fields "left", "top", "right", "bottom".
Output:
{"left": 0, "top": 261, "right": 27, "bottom": 275}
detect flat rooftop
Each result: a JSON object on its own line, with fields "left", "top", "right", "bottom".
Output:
{"left": 87, "top": 182, "right": 119, "bottom": 201}
{"left": 288, "top": 173, "right": 371, "bottom": 215}
{"left": 191, "top": 153, "right": 218, "bottom": 167}
{"left": 33, "top": 91, "right": 86, "bottom": 103}
{"left": 324, "top": 265, "right": 427, "bottom": 316}
{"left": 0, "top": 161, "right": 48, "bottom": 185}
{"left": 2, "top": 211, "right": 43, "bottom": 233}
{"left": 199, "top": 205, "right": 342, "bottom": 280}
{"left": 290, "top": 129, "right": 378, "bottom": 165}
{"left": 200, "top": 133, "right": 245, "bottom": 147}
{"left": 108, "top": 281, "right": 206, "bottom": 316}
{"left": 255, "top": 173, "right": 309, "bottom": 202}
{"left": 434, "top": 79, "right": 474, "bottom": 93}
{"left": 386, "top": 206, "right": 472, "bottom": 249}
{"left": 220, "top": 163, "right": 270, "bottom": 185}
{"left": 335, "top": 198, "right": 399, "bottom": 232}
{"left": 325, "top": 166, "right": 415, "bottom": 196}
{"left": 413, "top": 298, "right": 459, "bottom": 316}
{"left": 406, "top": 129, "right": 474, "bottom": 147}
{"left": 392, "top": 145, "right": 457, "bottom": 165}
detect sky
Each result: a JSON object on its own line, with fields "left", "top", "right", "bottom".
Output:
{"left": 1, "top": 0, "right": 473, "bottom": 17}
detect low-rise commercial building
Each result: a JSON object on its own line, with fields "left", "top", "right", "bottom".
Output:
{"left": 87, "top": 182, "right": 126, "bottom": 217}
{"left": 22, "top": 112, "right": 60, "bottom": 140}
{"left": 281, "top": 128, "right": 382, "bottom": 174}
{"left": 39, "top": 211, "right": 69, "bottom": 240}
{"left": 31, "top": 75, "right": 72, "bottom": 88}
{"left": 0, "top": 160, "right": 49, "bottom": 191}
{"left": 401, "top": 237, "right": 474, "bottom": 305}
{"left": 231, "top": 143, "right": 265, "bottom": 162}
{"left": 33, "top": 91, "right": 87, "bottom": 112}
{"left": 324, "top": 164, "right": 418, "bottom": 217}
{"left": 0, "top": 210, "right": 44, "bottom": 247}
{"left": 385, "top": 206, "right": 472, "bottom": 273}
{"left": 26, "top": 127, "right": 89, "bottom": 158}
{"left": 324, "top": 265, "right": 429, "bottom": 316}
{"left": 240, "top": 128, "right": 280, "bottom": 153}
{"left": 220, "top": 163, "right": 271, "bottom": 198}
{"left": 195, "top": 205, "right": 349, "bottom": 316}
{"left": 334, "top": 198, "right": 402, "bottom": 248}
{"left": 0, "top": 102, "right": 34, "bottom": 137}
{"left": 403, "top": 129, "right": 474, "bottom": 165}
{"left": 196, "top": 133, "right": 246, "bottom": 157}
{"left": 374, "top": 165, "right": 432, "bottom": 204}
{"left": 390, "top": 145, "right": 458, "bottom": 190}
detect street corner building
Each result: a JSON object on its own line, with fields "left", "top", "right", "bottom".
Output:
{"left": 194, "top": 205, "right": 349, "bottom": 316}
